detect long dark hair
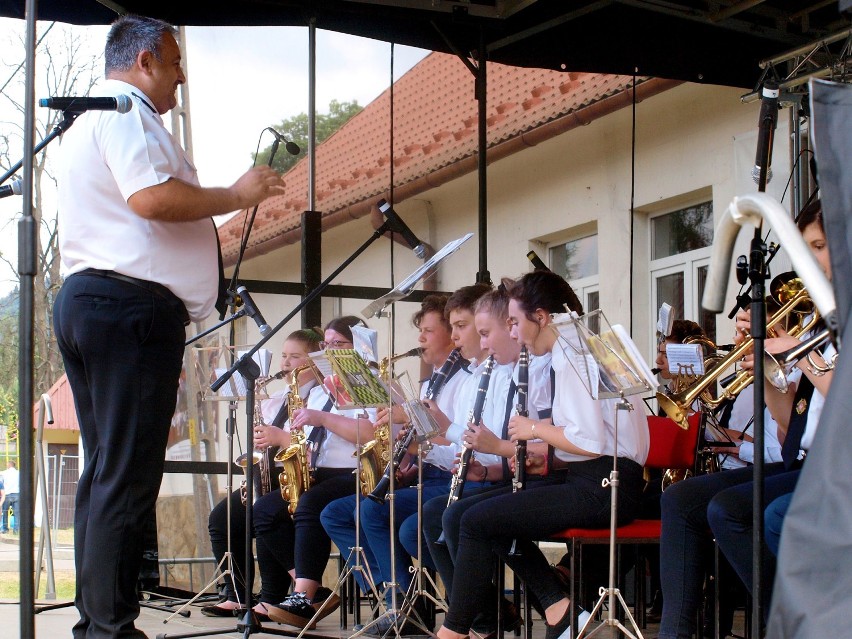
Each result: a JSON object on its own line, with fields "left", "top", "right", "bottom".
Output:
{"left": 507, "top": 271, "right": 583, "bottom": 319}
{"left": 796, "top": 197, "right": 823, "bottom": 233}
{"left": 323, "top": 315, "right": 366, "bottom": 342}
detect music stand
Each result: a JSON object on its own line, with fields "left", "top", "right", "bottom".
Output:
{"left": 355, "top": 233, "right": 473, "bottom": 638}
{"left": 160, "top": 341, "right": 274, "bottom": 624}
{"left": 550, "top": 310, "right": 657, "bottom": 639}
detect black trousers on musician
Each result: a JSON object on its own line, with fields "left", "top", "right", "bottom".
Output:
{"left": 54, "top": 273, "right": 186, "bottom": 639}
{"left": 442, "top": 456, "right": 644, "bottom": 634}
{"left": 253, "top": 467, "right": 354, "bottom": 603}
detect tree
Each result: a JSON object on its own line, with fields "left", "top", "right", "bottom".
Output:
{"left": 254, "top": 99, "right": 363, "bottom": 173}
{"left": 0, "top": 24, "right": 102, "bottom": 405}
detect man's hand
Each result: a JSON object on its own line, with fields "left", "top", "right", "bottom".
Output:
{"left": 230, "top": 166, "right": 287, "bottom": 210}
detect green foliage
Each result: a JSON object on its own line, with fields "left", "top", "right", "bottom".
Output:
{"left": 0, "top": 290, "right": 19, "bottom": 429}
{"left": 254, "top": 99, "right": 364, "bottom": 173}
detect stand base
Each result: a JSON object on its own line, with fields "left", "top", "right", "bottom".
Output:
{"left": 579, "top": 587, "right": 644, "bottom": 639}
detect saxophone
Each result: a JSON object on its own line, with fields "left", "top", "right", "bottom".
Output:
{"left": 236, "top": 370, "right": 286, "bottom": 505}
{"left": 274, "top": 365, "right": 315, "bottom": 514}
{"left": 356, "top": 347, "right": 422, "bottom": 496}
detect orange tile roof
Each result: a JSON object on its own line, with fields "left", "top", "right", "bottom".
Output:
{"left": 32, "top": 373, "right": 79, "bottom": 432}
{"left": 220, "top": 52, "right": 680, "bottom": 264}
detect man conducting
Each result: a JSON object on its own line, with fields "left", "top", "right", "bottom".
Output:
{"left": 52, "top": 15, "right": 285, "bottom": 638}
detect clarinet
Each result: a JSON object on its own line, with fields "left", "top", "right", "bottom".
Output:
{"left": 508, "top": 347, "right": 529, "bottom": 556}
{"left": 512, "top": 347, "right": 530, "bottom": 494}
{"left": 447, "top": 355, "right": 496, "bottom": 505}
{"left": 368, "top": 348, "right": 463, "bottom": 504}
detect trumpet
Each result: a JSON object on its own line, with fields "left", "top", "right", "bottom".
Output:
{"left": 658, "top": 277, "right": 818, "bottom": 429}
{"left": 764, "top": 327, "right": 835, "bottom": 392}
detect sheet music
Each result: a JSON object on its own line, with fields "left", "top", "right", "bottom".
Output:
{"left": 361, "top": 232, "right": 473, "bottom": 318}
{"left": 657, "top": 303, "right": 674, "bottom": 337}
{"left": 213, "top": 367, "right": 248, "bottom": 398}
{"left": 665, "top": 343, "right": 705, "bottom": 376}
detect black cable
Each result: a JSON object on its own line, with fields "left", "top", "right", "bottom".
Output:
{"left": 389, "top": 42, "right": 396, "bottom": 349}
{"left": 629, "top": 68, "right": 637, "bottom": 335}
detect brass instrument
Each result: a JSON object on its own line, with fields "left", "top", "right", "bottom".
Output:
{"left": 368, "top": 348, "right": 463, "bottom": 504}
{"left": 658, "top": 277, "right": 818, "bottom": 429}
{"left": 764, "top": 327, "right": 834, "bottom": 392}
{"left": 236, "top": 370, "right": 287, "bottom": 504}
{"left": 275, "top": 365, "right": 315, "bottom": 514}
{"left": 357, "top": 347, "right": 423, "bottom": 496}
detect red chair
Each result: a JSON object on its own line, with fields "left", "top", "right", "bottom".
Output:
{"left": 546, "top": 412, "right": 702, "bottom": 630}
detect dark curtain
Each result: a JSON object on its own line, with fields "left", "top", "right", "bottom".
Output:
{"left": 767, "top": 79, "right": 852, "bottom": 639}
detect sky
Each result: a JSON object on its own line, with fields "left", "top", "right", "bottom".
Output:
{"left": 0, "top": 18, "right": 429, "bottom": 296}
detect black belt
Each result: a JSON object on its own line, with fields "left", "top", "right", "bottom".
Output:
{"left": 78, "top": 268, "right": 190, "bottom": 326}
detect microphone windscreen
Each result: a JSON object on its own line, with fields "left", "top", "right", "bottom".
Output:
{"left": 115, "top": 95, "right": 133, "bottom": 114}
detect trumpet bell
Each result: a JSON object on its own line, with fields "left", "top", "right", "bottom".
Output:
{"left": 764, "top": 352, "right": 791, "bottom": 393}
{"left": 236, "top": 451, "right": 263, "bottom": 467}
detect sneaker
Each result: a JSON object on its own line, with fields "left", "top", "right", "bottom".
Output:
{"left": 544, "top": 608, "right": 591, "bottom": 639}
{"left": 267, "top": 591, "right": 333, "bottom": 629}
{"left": 313, "top": 586, "right": 341, "bottom": 614}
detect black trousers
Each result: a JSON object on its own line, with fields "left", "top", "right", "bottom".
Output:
{"left": 54, "top": 272, "right": 186, "bottom": 639}
{"left": 443, "top": 456, "right": 643, "bottom": 634}
{"left": 253, "top": 466, "right": 354, "bottom": 601}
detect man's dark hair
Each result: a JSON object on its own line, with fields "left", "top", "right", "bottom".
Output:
{"left": 105, "top": 15, "right": 177, "bottom": 75}
{"left": 444, "top": 283, "right": 492, "bottom": 319}
{"left": 413, "top": 294, "right": 451, "bottom": 331}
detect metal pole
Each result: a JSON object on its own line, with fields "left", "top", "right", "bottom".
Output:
{"left": 308, "top": 18, "right": 317, "bottom": 211}
{"left": 476, "top": 27, "right": 490, "bottom": 285}
{"left": 19, "top": 1, "right": 39, "bottom": 636}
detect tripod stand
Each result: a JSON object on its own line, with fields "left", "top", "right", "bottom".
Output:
{"left": 161, "top": 394, "right": 247, "bottom": 623}
{"left": 399, "top": 442, "right": 448, "bottom": 625}
{"left": 576, "top": 395, "right": 643, "bottom": 639}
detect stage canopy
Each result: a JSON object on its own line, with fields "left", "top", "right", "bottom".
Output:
{"left": 0, "top": 0, "right": 848, "bottom": 89}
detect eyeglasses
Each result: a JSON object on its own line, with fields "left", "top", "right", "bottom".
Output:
{"left": 320, "top": 340, "right": 353, "bottom": 349}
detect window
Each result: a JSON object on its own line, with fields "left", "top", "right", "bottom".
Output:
{"left": 650, "top": 202, "right": 716, "bottom": 342}
{"left": 549, "top": 234, "right": 599, "bottom": 317}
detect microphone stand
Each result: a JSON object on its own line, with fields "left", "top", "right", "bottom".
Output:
{"left": 1, "top": 111, "right": 78, "bottom": 186}
{"left": 210, "top": 219, "right": 400, "bottom": 395}
{"left": 746, "top": 80, "right": 776, "bottom": 631}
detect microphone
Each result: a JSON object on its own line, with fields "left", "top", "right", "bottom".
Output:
{"left": 0, "top": 178, "right": 22, "bottom": 199}
{"left": 39, "top": 95, "right": 133, "bottom": 114}
{"left": 751, "top": 82, "right": 779, "bottom": 185}
{"left": 236, "top": 285, "right": 271, "bottom": 336}
{"left": 267, "top": 128, "right": 301, "bottom": 156}
{"left": 377, "top": 199, "right": 427, "bottom": 259}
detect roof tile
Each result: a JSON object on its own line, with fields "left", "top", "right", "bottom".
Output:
{"left": 219, "top": 52, "right": 663, "bottom": 262}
